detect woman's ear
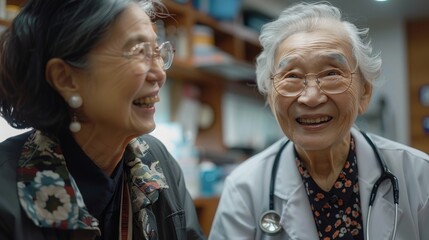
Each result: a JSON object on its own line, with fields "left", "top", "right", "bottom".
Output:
{"left": 358, "top": 80, "right": 373, "bottom": 115}
{"left": 45, "top": 58, "right": 79, "bottom": 97}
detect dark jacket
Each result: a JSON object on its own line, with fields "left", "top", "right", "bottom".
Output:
{"left": 0, "top": 131, "right": 205, "bottom": 240}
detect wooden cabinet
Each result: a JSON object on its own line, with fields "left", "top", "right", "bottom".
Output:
{"left": 194, "top": 196, "right": 220, "bottom": 237}
{"left": 6, "top": 0, "right": 23, "bottom": 6}
{"left": 0, "top": 0, "right": 23, "bottom": 25}
{"left": 161, "top": 0, "right": 261, "bottom": 153}
{"left": 407, "top": 19, "right": 429, "bottom": 153}
{"left": 161, "top": 3, "right": 262, "bottom": 233}
{"left": 162, "top": 1, "right": 260, "bottom": 63}
{"left": 161, "top": 2, "right": 261, "bottom": 235}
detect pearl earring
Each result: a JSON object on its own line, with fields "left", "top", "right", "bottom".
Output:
{"left": 69, "top": 115, "right": 81, "bottom": 133}
{"left": 68, "top": 95, "right": 83, "bottom": 133}
{"left": 68, "top": 95, "right": 83, "bottom": 108}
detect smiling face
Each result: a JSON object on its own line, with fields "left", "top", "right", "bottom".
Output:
{"left": 71, "top": 3, "right": 166, "bottom": 140}
{"left": 269, "top": 21, "right": 372, "bottom": 152}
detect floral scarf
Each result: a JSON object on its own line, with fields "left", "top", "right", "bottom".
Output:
{"left": 17, "top": 130, "right": 169, "bottom": 238}
{"left": 124, "top": 137, "right": 169, "bottom": 239}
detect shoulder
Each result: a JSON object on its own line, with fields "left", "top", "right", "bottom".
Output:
{"left": 368, "top": 133, "right": 429, "bottom": 163}
{"left": 352, "top": 128, "right": 429, "bottom": 163}
{"left": 0, "top": 131, "right": 32, "bottom": 167}
{"left": 0, "top": 131, "right": 33, "bottom": 238}
{"left": 374, "top": 136, "right": 429, "bottom": 184}
{"left": 140, "top": 134, "right": 165, "bottom": 149}
{"left": 226, "top": 138, "right": 286, "bottom": 184}
{"left": 138, "top": 134, "right": 181, "bottom": 173}
{"left": 356, "top": 131, "right": 429, "bottom": 187}
{"left": 139, "top": 134, "right": 171, "bottom": 160}
{"left": 368, "top": 134, "right": 429, "bottom": 210}
{"left": 371, "top": 135, "right": 429, "bottom": 161}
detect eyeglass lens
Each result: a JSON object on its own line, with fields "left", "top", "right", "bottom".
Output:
{"left": 157, "top": 42, "right": 174, "bottom": 70}
{"left": 273, "top": 70, "right": 353, "bottom": 97}
{"left": 127, "top": 41, "right": 174, "bottom": 71}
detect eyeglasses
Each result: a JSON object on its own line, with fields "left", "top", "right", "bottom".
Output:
{"left": 123, "top": 41, "right": 175, "bottom": 71}
{"left": 271, "top": 69, "right": 355, "bottom": 97}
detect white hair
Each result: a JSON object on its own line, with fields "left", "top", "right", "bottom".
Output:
{"left": 255, "top": 1, "right": 382, "bottom": 96}
{"left": 137, "top": 0, "right": 165, "bottom": 19}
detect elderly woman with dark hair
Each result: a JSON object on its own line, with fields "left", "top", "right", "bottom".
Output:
{"left": 210, "top": 2, "right": 429, "bottom": 240}
{"left": 0, "top": 0, "right": 204, "bottom": 239}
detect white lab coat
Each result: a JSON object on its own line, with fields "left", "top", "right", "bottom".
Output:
{"left": 209, "top": 128, "right": 429, "bottom": 240}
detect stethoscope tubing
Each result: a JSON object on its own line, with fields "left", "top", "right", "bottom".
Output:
{"left": 269, "top": 140, "right": 290, "bottom": 210}
{"left": 260, "top": 132, "right": 399, "bottom": 240}
{"left": 361, "top": 131, "right": 399, "bottom": 240}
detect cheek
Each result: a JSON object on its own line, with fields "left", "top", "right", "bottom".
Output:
{"left": 347, "top": 84, "right": 364, "bottom": 113}
{"left": 336, "top": 88, "right": 361, "bottom": 130}
{"left": 82, "top": 67, "right": 139, "bottom": 105}
{"left": 270, "top": 93, "right": 295, "bottom": 135}
{"left": 103, "top": 62, "right": 147, "bottom": 92}
{"left": 94, "top": 57, "right": 147, "bottom": 80}
{"left": 131, "top": 62, "right": 150, "bottom": 76}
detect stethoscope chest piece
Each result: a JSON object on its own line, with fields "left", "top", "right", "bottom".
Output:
{"left": 259, "top": 210, "right": 283, "bottom": 235}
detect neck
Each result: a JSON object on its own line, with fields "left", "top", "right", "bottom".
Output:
{"left": 72, "top": 130, "right": 135, "bottom": 176}
{"left": 296, "top": 136, "right": 350, "bottom": 191}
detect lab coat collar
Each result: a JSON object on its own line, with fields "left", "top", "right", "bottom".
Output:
{"left": 273, "top": 129, "right": 403, "bottom": 239}
{"left": 275, "top": 139, "right": 319, "bottom": 239}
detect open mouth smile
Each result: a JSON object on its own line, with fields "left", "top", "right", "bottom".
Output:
{"left": 132, "top": 95, "right": 159, "bottom": 108}
{"left": 296, "top": 116, "right": 332, "bottom": 125}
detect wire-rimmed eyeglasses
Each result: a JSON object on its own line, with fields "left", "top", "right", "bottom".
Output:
{"left": 123, "top": 41, "right": 175, "bottom": 71}
{"left": 271, "top": 68, "right": 356, "bottom": 97}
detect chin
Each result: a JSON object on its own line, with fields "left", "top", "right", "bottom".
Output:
{"left": 141, "top": 122, "right": 156, "bottom": 134}
{"left": 127, "top": 124, "right": 155, "bottom": 137}
{"left": 292, "top": 135, "right": 332, "bottom": 150}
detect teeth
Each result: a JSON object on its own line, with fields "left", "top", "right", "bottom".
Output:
{"left": 133, "top": 95, "right": 159, "bottom": 105}
{"left": 297, "top": 116, "right": 331, "bottom": 124}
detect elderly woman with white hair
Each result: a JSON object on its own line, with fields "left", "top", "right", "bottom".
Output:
{"left": 209, "top": 2, "right": 429, "bottom": 240}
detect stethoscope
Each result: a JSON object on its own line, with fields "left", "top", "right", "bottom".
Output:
{"left": 259, "top": 131, "right": 399, "bottom": 240}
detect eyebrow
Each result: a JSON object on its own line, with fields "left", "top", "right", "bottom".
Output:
{"left": 277, "top": 56, "right": 294, "bottom": 70}
{"left": 323, "top": 52, "right": 349, "bottom": 66}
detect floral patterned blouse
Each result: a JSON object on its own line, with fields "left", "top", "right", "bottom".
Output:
{"left": 296, "top": 136, "right": 364, "bottom": 240}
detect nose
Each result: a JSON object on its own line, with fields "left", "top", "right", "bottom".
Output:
{"left": 146, "top": 59, "right": 166, "bottom": 86}
{"left": 297, "top": 76, "right": 327, "bottom": 106}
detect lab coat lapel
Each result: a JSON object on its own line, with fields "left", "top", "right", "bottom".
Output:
{"left": 275, "top": 142, "right": 319, "bottom": 239}
{"left": 353, "top": 129, "right": 403, "bottom": 240}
